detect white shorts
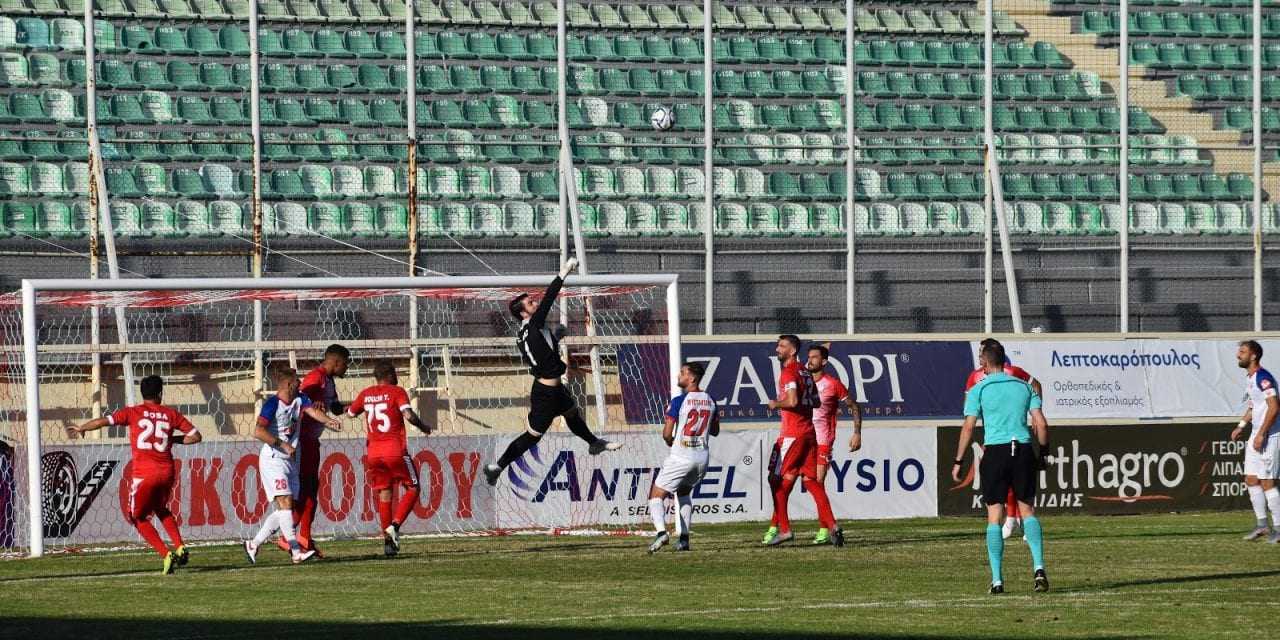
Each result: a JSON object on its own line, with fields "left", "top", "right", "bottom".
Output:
{"left": 654, "top": 456, "right": 707, "bottom": 494}
{"left": 259, "top": 454, "right": 299, "bottom": 499}
{"left": 1245, "top": 437, "right": 1280, "bottom": 479}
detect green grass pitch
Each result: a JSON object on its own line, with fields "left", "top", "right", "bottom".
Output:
{"left": 0, "top": 512, "right": 1269, "bottom": 639}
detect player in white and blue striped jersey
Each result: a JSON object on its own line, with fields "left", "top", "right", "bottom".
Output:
{"left": 647, "top": 362, "right": 719, "bottom": 553}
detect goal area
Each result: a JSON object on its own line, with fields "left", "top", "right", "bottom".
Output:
{"left": 2, "top": 274, "right": 681, "bottom": 557}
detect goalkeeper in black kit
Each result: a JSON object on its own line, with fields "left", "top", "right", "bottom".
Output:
{"left": 484, "top": 258, "right": 621, "bottom": 486}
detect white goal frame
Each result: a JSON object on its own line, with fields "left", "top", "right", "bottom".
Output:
{"left": 19, "top": 274, "right": 682, "bottom": 557}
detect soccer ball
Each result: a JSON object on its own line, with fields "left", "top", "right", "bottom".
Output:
{"left": 650, "top": 107, "right": 674, "bottom": 131}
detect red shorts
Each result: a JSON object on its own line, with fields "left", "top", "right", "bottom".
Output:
{"left": 365, "top": 455, "right": 419, "bottom": 491}
{"left": 816, "top": 444, "right": 834, "bottom": 467}
{"left": 768, "top": 436, "right": 817, "bottom": 480}
{"left": 125, "top": 471, "right": 174, "bottom": 522}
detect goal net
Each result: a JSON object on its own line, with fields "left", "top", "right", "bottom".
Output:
{"left": 0, "top": 274, "right": 680, "bottom": 557}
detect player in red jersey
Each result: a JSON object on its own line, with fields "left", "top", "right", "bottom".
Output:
{"left": 806, "top": 344, "right": 863, "bottom": 546}
{"left": 762, "top": 335, "right": 838, "bottom": 547}
{"left": 347, "top": 360, "right": 432, "bottom": 557}
{"left": 67, "top": 375, "right": 202, "bottom": 574}
{"left": 286, "top": 343, "right": 350, "bottom": 557}
{"left": 965, "top": 338, "right": 1043, "bottom": 540}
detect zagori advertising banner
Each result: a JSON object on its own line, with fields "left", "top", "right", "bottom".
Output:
{"left": 495, "top": 426, "right": 938, "bottom": 526}
{"left": 983, "top": 339, "right": 1280, "bottom": 419}
{"left": 936, "top": 423, "right": 1249, "bottom": 516}
{"left": 39, "top": 437, "right": 492, "bottom": 545}
{"left": 620, "top": 341, "right": 973, "bottom": 424}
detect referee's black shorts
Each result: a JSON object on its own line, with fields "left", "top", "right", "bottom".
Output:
{"left": 528, "top": 380, "right": 576, "bottom": 434}
{"left": 979, "top": 440, "right": 1038, "bottom": 506}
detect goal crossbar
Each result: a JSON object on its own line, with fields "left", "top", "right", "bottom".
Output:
{"left": 19, "top": 274, "right": 682, "bottom": 557}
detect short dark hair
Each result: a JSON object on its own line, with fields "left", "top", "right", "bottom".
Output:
{"left": 373, "top": 359, "right": 396, "bottom": 382}
{"left": 682, "top": 361, "right": 705, "bottom": 384}
{"left": 140, "top": 375, "right": 163, "bottom": 401}
{"left": 808, "top": 344, "right": 829, "bottom": 360}
{"left": 778, "top": 334, "right": 801, "bottom": 352}
{"left": 1242, "top": 340, "right": 1264, "bottom": 362}
{"left": 269, "top": 363, "right": 297, "bottom": 384}
{"left": 324, "top": 343, "right": 350, "bottom": 361}
{"left": 981, "top": 343, "right": 1006, "bottom": 367}
{"left": 980, "top": 338, "right": 1002, "bottom": 350}
{"left": 508, "top": 293, "right": 529, "bottom": 319}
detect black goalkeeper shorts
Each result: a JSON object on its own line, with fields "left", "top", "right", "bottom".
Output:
{"left": 528, "top": 380, "right": 576, "bottom": 434}
{"left": 979, "top": 440, "right": 1038, "bottom": 507}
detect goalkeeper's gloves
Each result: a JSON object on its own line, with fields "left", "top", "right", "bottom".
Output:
{"left": 328, "top": 400, "right": 345, "bottom": 415}
{"left": 558, "top": 257, "right": 579, "bottom": 279}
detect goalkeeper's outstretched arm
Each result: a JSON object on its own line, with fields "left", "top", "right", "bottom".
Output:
{"left": 529, "top": 258, "right": 578, "bottom": 328}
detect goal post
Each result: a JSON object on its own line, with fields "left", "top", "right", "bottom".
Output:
{"left": 11, "top": 274, "right": 681, "bottom": 558}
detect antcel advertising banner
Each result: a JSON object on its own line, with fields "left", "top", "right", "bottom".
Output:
{"left": 37, "top": 427, "right": 938, "bottom": 544}
{"left": 493, "top": 426, "right": 938, "bottom": 526}
{"left": 994, "top": 339, "right": 1280, "bottom": 419}
{"left": 936, "top": 423, "right": 1250, "bottom": 515}
{"left": 621, "top": 340, "right": 974, "bottom": 424}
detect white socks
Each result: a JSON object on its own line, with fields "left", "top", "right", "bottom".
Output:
{"left": 253, "top": 509, "right": 296, "bottom": 547}
{"left": 1266, "top": 488, "right": 1280, "bottom": 528}
{"left": 1248, "top": 484, "right": 1268, "bottom": 527}
{"left": 675, "top": 494, "right": 692, "bottom": 538}
{"left": 648, "top": 497, "right": 666, "bottom": 534}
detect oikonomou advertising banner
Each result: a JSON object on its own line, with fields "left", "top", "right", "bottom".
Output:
{"left": 39, "top": 437, "right": 493, "bottom": 545}
{"left": 996, "top": 339, "right": 1280, "bottom": 419}
{"left": 936, "top": 423, "right": 1249, "bottom": 515}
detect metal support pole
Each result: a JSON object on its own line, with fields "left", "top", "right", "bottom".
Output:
{"left": 706, "top": 0, "right": 716, "bottom": 335}
{"left": 249, "top": 0, "right": 265, "bottom": 400}
{"left": 556, "top": 0, "right": 569, "bottom": 329}
{"left": 556, "top": 0, "right": 607, "bottom": 430}
{"left": 1254, "top": 0, "right": 1264, "bottom": 331}
{"left": 1119, "top": 0, "right": 1130, "bottom": 333}
{"left": 84, "top": 0, "right": 102, "bottom": 420}
{"left": 844, "top": 0, "right": 856, "bottom": 334}
{"left": 702, "top": 0, "right": 713, "bottom": 335}
{"left": 22, "top": 282, "right": 43, "bottom": 558}
{"left": 406, "top": 0, "right": 422, "bottom": 391}
{"left": 986, "top": 148, "right": 1024, "bottom": 333}
{"left": 982, "top": 0, "right": 994, "bottom": 333}
{"left": 666, "top": 281, "right": 683, "bottom": 397}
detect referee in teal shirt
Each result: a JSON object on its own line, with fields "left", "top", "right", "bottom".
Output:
{"left": 953, "top": 342, "right": 1051, "bottom": 595}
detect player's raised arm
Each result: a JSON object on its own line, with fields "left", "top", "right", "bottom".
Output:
{"left": 303, "top": 404, "right": 342, "bottom": 431}
{"left": 65, "top": 416, "right": 110, "bottom": 439}
{"left": 528, "top": 257, "right": 578, "bottom": 328}
{"left": 403, "top": 408, "right": 433, "bottom": 435}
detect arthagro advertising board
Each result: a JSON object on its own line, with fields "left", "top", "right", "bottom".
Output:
{"left": 38, "top": 437, "right": 492, "bottom": 545}
{"left": 995, "top": 339, "right": 1280, "bottom": 419}
{"left": 620, "top": 341, "right": 973, "bottom": 424}
{"left": 936, "top": 423, "right": 1250, "bottom": 515}
{"left": 37, "top": 427, "right": 937, "bottom": 544}
{"left": 496, "top": 426, "right": 938, "bottom": 526}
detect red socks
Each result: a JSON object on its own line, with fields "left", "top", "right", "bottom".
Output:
{"left": 771, "top": 476, "right": 797, "bottom": 533}
{"left": 157, "top": 510, "right": 184, "bottom": 548}
{"left": 394, "top": 486, "right": 420, "bottom": 526}
{"left": 803, "top": 477, "right": 837, "bottom": 530}
{"left": 134, "top": 519, "right": 169, "bottom": 557}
